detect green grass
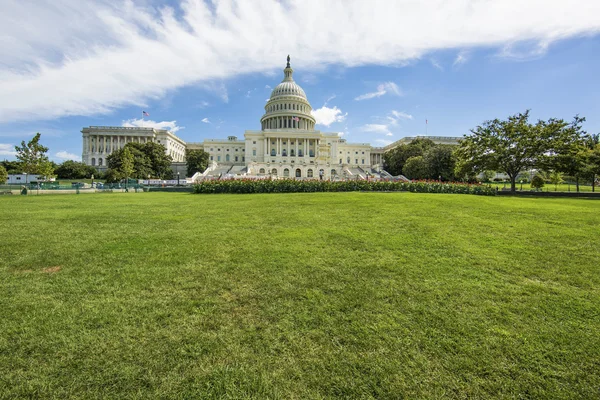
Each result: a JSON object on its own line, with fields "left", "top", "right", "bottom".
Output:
{"left": 489, "top": 182, "right": 596, "bottom": 192}
{"left": 1, "top": 193, "right": 599, "bottom": 399}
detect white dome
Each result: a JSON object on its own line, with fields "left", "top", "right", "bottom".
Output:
{"left": 269, "top": 80, "right": 307, "bottom": 100}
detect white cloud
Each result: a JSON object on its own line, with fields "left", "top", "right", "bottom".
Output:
{"left": 265, "top": 85, "right": 271, "bottom": 89}
{"left": 355, "top": 82, "right": 402, "bottom": 101}
{"left": 201, "top": 118, "right": 210, "bottom": 123}
{"left": 55, "top": 151, "right": 81, "bottom": 161}
{"left": 0, "top": 144, "right": 16, "bottom": 157}
{"left": 430, "top": 58, "right": 444, "bottom": 71}
{"left": 453, "top": 50, "right": 469, "bottom": 66}
{"left": 361, "top": 124, "right": 393, "bottom": 136}
{"left": 311, "top": 106, "right": 347, "bottom": 127}
{"left": 498, "top": 40, "right": 551, "bottom": 61}
{"left": 391, "top": 110, "right": 413, "bottom": 121}
{"left": 1, "top": 0, "right": 600, "bottom": 122}
{"left": 122, "top": 118, "right": 183, "bottom": 133}
{"left": 324, "top": 94, "right": 336, "bottom": 106}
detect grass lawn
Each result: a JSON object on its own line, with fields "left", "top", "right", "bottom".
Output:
{"left": 488, "top": 182, "right": 596, "bottom": 192}
{"left": 1, "top": 192, "right": 599, "bottom": 399}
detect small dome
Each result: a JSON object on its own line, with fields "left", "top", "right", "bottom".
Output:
{"left": 270, "top": 81, "right": 307, "bottom": 99}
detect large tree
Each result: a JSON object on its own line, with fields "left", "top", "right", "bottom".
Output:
{"left": 423, "top": 145, "right": 456, "bottom": 181}
{"left": 588, "top": 143, "right": 600, "bottom": 192}
{"left": 14, "top": 133, "right": 54, "bottom": 179}
{"left": 105, "top": 142, "right": 172, "bottom": 182}
{"left": 403, "top": 156, "right": 428, "bottom": 180}
{"left": 55, "top": 160, "right": 97, "bottom": 180}
{"left": 186, "top": 149, "right": 209, "bottom": 176}
{"left": 454, "top": 111, "right": 569, "bottom": 193}
{"left": 383, "top": 138, "right": 435, "bottom": 176}
{"left": 0, "top": 165, "right": 7, "bottom": 184}
{"left": 546, "top": 116, "right": 590, "bottom": 192}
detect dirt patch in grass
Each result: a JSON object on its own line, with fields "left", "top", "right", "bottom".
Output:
{"left": 42, "top": 266, "right": 61, "bottom": 274}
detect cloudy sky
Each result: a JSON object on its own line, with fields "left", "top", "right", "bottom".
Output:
{"left": 1, "top": 0, "right": 600, "bottom": 162}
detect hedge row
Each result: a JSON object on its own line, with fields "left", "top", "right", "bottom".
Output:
{"left": 192, "top": 179, "right": 496, "bottom": 196}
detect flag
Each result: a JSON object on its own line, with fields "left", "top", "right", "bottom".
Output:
{"left": 426, "top": 119, "right": 428, "bottom": 124}
{"left": 293, "top": 117, "right": 300, "bottom": 122}
{"left": 143, "top": 111, "right": 150, "bottom": 116}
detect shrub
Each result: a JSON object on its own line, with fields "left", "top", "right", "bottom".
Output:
{"left": 192, "top": 179, "right": 496, "bottom": 196}
{"left": 531, "top": 175, "right": 545, "bottom": 190}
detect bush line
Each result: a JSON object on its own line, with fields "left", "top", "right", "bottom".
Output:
{"left": 192, "top": 179, "right": 496, "bottom": 195}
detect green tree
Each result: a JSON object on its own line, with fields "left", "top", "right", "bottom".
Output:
{"left": 383, "top": 138, "right": 435, "bottom": 176}
{"left": 121, "top": 147, "right": 135, "bottom": 181}
{"left": 481, "top": 170, "right": 495, "bottom": 183}
{"left": 0, "top": 165, "right": 7, "bottom": 184}
{"left": 549, "top": 170, "right": 564, "bottom": 191}
{"left": 14, "top": 133, "right": 54, "bottom": 179}
{"left": 531, "top": 175, "right": 545, "bottom": 190}
{"left": 186, "top": 149, "right": 209, "bottom": 176}
{"left": 403, "top": 156, "right": 428, "bottom": 180}
{"left": 547, "top": 116, "right": 589, "bottom": 192}
{"left": 588, "top": 144, "right": 600, "bottom": 192}
{"left": 0, "top": 160, "right": 23, "bottom": 174}
{"left": 454, "top": 111, "right": 569, "bottom": 193}
{"left": 423, "top": 145, "right": 456, "bottom": 181}
{"left": 54, "top": 160, "right": 97, "bottom": 179}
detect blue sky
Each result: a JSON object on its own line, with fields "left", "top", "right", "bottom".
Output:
{"left": 1, "top": 0, "right": 600, "bottom": 162}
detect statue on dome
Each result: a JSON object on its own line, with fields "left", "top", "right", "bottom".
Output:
{"left": 286, "top": 55, "right": 290, "bottom": 68}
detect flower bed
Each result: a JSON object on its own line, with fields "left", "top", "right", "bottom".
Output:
{"left": 192, "top": 179, "right": 496, "bottom": 196}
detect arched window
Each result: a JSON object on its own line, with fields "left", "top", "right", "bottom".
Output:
{"left": 91, "top": 158, "right": 96, "bottom": 166}
{"left": 98, "top": 158, "right": 103, "bottom": 166}
{"left": 339, "top": 159, "right": 342, "bottom": 164}
{"left": 347, "top": 157, "right": 350, "bottom": 163}
{"left": 284, "top": 104, "right": 287, "bottom": 110}
{"left": 259, "top": 168, "right": 265, "bottom": 174}
{"left": 226, "top": 154, "right": 230, "bottom": 162}
{"left": 299, "top": 150, "right": 303, "bottom": 157}
{"left": 283, "top": 168, "right": 290, "bottom": 177}
{"left": 307, "top": 169, "right": 313, "bottom": 178}
{"left": 282, "top": 149, "right": 287, "bottom": 156}
{"left": 271, "top": 149, "right": 276, "bottom": 156}
{"left": 271, "top": 168, "right": 278, "bottom": 176}
{"left": 331, "top": 169, "right": 337, "bottom": 176}
{"left": 290, "top": 149, "right": 295, "bottom": 156}
{"left": 295, "top": 168, "right": 302, "bottom": 177}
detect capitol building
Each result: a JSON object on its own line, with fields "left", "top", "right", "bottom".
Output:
{"left": 81, "top": 56, "right": 459, "bottom": 179}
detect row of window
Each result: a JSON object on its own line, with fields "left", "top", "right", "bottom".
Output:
{"left": 210, "top": 155, "right": 245, "bottom": 162}
{"left": 267, "top": 103, "right": 307, "bottom": 113}
{"left": 340, "top": 151, "right": 366, "bottom": 155}
{"left": 339, "top": 158, "right": 366, "bottom": 164}
{"left": 257, "top": 168, "right": 335, "bottom": 178}
{"left": 209, "top": 148, "right": 243, "bottom": 152}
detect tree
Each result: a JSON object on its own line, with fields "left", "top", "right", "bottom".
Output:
{"left": 403, "top": 156, "right": 428, "bottom": 180}
{"left": 121, "top": 147, "right": 134, "bottom": 181}
{"left": 383, "top": 138, "right": 435, "bottom": 176}
{"left": 54, "top": 160, "right": 97, "bottom": 179}
{"left": 531, "top": 175, "right": 545, "bottom": 190}
{"left": 106, "top": 142, "right": 172, "bottom": 180}
{"left": 588, "top": 144, "right": 600, "bottom": 192}
{"left": 547, "top": 116, "right": 589, "bottom": 192}
{"left": 454, "top": 111, "right": 569, "bottom": 193}
{"left": 186, "top": 149, "right": 209, "bottom": 176}
{"left": 14, "top": 133, "right": 54, "bottom": 179}
{"left": 0, "top": 165, "right": 7, "bottom": 184}
{"left": 422, "top": 145, "right": 456, "bottom": 181}
{"left": 0, "top": 160, "right": 23, "bottom": 174}
{"left": 481, "top": 170, "right": 495, "bottom": 183}
{"left": 549, "top": 170, "right": 564, "bottom": 191}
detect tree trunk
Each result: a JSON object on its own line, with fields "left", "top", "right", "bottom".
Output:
{"left": 592, "top": 174, "right": 595, "bottom": 192}
{"left": 510, "top": 176, "right": 516, "bottom": 193}
{"left": 576, "top": 176, "right": 580, "bottom": 193}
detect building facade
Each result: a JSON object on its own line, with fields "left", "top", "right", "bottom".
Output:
{"left": 81, "top": 126, "right": 186, "bottom": 169}
{"left": 82, "top": 56, "right": 458, "bottom": 178}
